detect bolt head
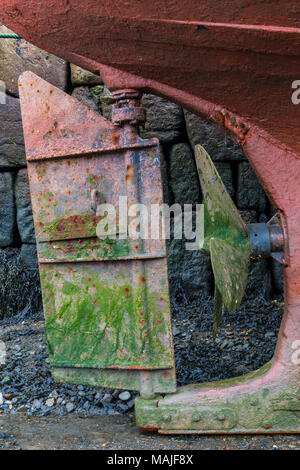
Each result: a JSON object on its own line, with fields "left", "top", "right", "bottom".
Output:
{"left": 191, "top": 412, "right": 202, "bottom": 423}
{"left": 216, "top": 412, "right": 226, "bottom": 422}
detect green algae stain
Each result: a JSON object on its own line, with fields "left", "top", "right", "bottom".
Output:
{"left": 62, "top": 282, "right": 81, "bottom": 296}
{"left": 40, "top": 268, "right": 173, "bottom": 370}
{"left": 38, "top": 237, "right": 130, "bottom": 261}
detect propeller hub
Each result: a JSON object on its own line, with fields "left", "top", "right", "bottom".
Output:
{"left": 249, "top": 222, "right": 284, "bottom": 258}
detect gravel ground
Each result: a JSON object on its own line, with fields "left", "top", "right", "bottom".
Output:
{"left": 0, "top": 294, "right": 283, "bottom": 418}
{"left": 1, "top": 413, "right": 300, "bottom": 450}
{"left": 0, "top": 317, "right": 136, "bottom": 417}
{"left": 172, "top": 294, "right": 283, "bottom": 385}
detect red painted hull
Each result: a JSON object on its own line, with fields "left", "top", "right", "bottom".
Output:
{"left": 1, "top": 0, "right": 300, "bottom": 154}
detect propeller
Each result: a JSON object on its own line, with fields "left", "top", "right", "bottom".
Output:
{"left": 194, "top": 145, "right": 252, "bottom": 337}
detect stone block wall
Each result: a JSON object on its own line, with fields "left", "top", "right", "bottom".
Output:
{"left": 0, "top": 24, "right": 70, "bottom": 319}
{"left": 0, "top": 27, "right": 283, "bottom": 318}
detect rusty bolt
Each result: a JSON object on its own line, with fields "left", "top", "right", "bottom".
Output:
{"left": 191, "top": 412, "right": 202, "bottom": 423}
{"left": 212, "top": 110, "right": 225, "bottom": 125}
{"left": 216, "top": 412, "right": 226, "bottom": 422}
{"left": 262, "top": 419, "right": 272, "bottom": 430}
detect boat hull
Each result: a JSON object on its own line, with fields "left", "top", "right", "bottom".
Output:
{"left": 1, "top": 0, "right": 300, "bottom": 153}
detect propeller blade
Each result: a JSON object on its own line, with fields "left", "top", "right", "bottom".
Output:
{"left": 194, "top": 145, "right": 251, "bottom": 332}
{"left": 195, "top": 145, "right": 248, "bottom": 254}
{"left": 210, "top": 237, "right": 251, "bottom": 313}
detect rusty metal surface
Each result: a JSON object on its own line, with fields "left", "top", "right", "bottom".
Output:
{"left": 249, "top": 222, "right": 285, "bottom": 259}
{"left": 19, "top": 72, "right": 176, "bottom": 392}
{"left": 51, "top": 366, "right": 177, "bottom": 395}
{"left": 1, "top": 0, "right": 300, "bottom": 155}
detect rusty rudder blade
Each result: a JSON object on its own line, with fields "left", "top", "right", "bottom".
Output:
{"left": 19, "top": 71, "right": 176, "bottom": 395}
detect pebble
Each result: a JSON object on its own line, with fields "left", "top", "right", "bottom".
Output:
{"left": 118, "top": 403, "right": 130, "bottom": 412}
{"left": 118, "top": 391, "right": 131, "bottom": 401}
{"left": 45, "top": 398, "right": 55, "bottom": 407}
{"left": 66, "top": 402, "right": 75, "bottom": 413}
{"left": 58, "top": 407, "right": 67, "bottom": 417}
{"left": 172, "top": 326, "right": 180, "bottom": 336}
{"left": 17, "top": 405, "right": 28, "bottom": 412}
{"left": 32, "top": 399, "right": 42, "bottom": 410}
{"left": 265, "top": 332, "right": 275, "bottom": 338}
{"left": 83, "top": 401, "right": 90, "bottom": 411}
{"left": 102, "top": 393, "right": 112, "bottom": 403}
{"left": 1, "top": 376, "right": 11, "bottom": 385}
{"left": 0, "top": 392, "right": 3, "bottom": 405}
{"left": 126, "top": 398, "right": 135, "bottom": 410}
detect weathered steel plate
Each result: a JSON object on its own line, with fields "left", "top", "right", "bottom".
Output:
{"left": 40, "top": 259, "right": 173, "bottom": 370}
{"left": 52, "top": 365, "right": 176, "bottom": 395}
{"left": 19, "top": 72, "right": 176, "bottom": 392}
